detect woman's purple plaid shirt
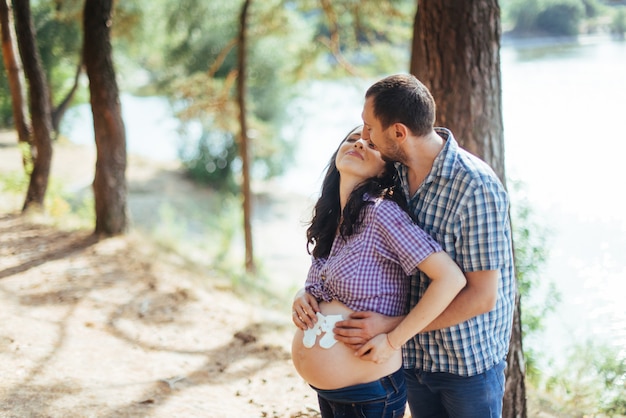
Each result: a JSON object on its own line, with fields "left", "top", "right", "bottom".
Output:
{"left": 306, "top": 198, "right": 442, "bottom": 317}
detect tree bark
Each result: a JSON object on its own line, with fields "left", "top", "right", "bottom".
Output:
{"left": 411, "top": 0, "right": 505, "bottom": 178}
{"left": 238, "top": 0, "right": 255, "bottom": 273}
{"left": 505, "top": 286, "right": 527, "bottom": 418}
{"left": 13, "top": 0, "right": 53, "bottom": 212}
{"left": 83, "top": 0, "right": 128, "bottom": 235}
{"left": 411, "top": 1, "right": 527, "bottom": 416}
{"left": 0, "top": 0, "right": 31, "bottom": 156}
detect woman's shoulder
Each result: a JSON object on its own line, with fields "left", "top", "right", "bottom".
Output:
{"left": 367, "top": 197, "right": 412, "bottom": 224}
{"left": 371, "top": 196, "right": 404, "bottom": 211}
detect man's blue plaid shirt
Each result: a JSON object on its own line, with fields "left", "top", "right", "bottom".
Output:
{"left": 398, "top": 128, "right": 516, "bottom": 377}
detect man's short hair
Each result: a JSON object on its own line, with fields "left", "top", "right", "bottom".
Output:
{"left": 365, "top": 74, "right": 436, "bottom": 136}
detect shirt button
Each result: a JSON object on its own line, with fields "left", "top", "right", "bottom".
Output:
{"left": 321, "top": 274, "right": 326, "bottom": 281}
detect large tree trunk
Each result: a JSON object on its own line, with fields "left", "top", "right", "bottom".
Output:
{"left": 13, "top": 0, "right": 53, "bottom": 212}
{"left": 411, "top": 1, "right": 526, "bottom": 417}
{"left": 0, "top": 0, "right": 31, "bottom": 158}
{"left": 83, "top": 0, "right": 128, "bottom": 236}
{"left": 411, "top": 0, "right": 505, "bottom": 178}
{"left": 238, "top": 0, "right": 255, "bottom": 273}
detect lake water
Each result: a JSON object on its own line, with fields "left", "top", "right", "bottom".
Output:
{"left": 500, "top": 36, "right": 626, "bottom": 367}
{"left": 61, "top": 35, "right": 626, "bottom": 369}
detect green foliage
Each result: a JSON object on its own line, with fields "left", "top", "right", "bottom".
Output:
{"left": 295, "top": 0, "right": 414, "bottom": 77}
{"left": 0, "top": 0, "right": 146, "bottom": 130}
{"left": 543, "top": 341, "right": 626, "bottom": 416}
{"left": 0, "top": 170, "right": 28, "bottom": 195}
{"left": 581, "top": 0, "right": 604, "bottom": 18}
{"left": 536, "top": 1, "right": 584, "bottom": 36}
{"left": 31, "top": 0, "right": 83, "bottom": 104}
{"left": 501, "top": 0, "right": 542, "bottom": 33}
{"left": 504, "top": 0, "right": 584, "bottom": 36}
{"left": 107, "top": 0, "right": 419, "bottom": 190}
{"left": 178, "top": 129, "right": 240, "bottom": 193}
{"left": 509, "top": 180, "right": 561, "bottom": 385}
{"left": 138, "top": 0, "right": 308, "bottom": 190}
{"left": 1, "top": 0, "right": 418, "bottom": 190}
{"left": 611, "top": 7, "right": 626, "bottom": 38}
{"left": 510, "top": 180, "right": 626, "bottom": 414}
{"left": 161, "top": 1, "right": 240, "bottom": 79}
{"left": 0, "top": 67, "right": 12, "bottom": 127}
{"left": 501, "top": 0, "right": 626, "bottom": 37}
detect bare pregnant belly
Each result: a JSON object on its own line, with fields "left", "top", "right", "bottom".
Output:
{"left": 291, "top": 300, "right": 402, "bottom": 390}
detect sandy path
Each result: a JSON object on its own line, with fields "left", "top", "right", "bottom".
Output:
{"left": 0, "top": 130, "right": 324, "bottom": 417}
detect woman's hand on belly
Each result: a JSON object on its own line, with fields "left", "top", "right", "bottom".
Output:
{"left": 292, "top": 288, "right": 320, "bottom": 330}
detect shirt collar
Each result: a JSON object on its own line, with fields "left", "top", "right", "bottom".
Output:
{"left": 433, "top": 127, "right": 458, "bottom": 181}
{"left": 396, "top": 127, "right": 459, "bottom": 198}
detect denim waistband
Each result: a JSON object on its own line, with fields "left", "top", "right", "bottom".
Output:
{"left": 311, "top": 368, "right": 405, "bottom": 403}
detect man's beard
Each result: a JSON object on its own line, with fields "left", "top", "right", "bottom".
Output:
{"left": 380, "top": 132, "right": 407, "bottom": 164}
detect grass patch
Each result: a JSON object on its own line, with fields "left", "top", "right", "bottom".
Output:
{"left": 0, "top": 170, "right": 94, "bottom": 229}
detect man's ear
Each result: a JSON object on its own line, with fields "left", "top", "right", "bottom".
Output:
{"left": 392, "top": 123, "right": 409, "bottom": 143}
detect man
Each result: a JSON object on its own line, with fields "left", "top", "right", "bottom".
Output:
{"left": 334, "top": 73, "right": 516, "bottom": 417}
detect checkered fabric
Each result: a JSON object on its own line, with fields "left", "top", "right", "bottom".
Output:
{"left": 398, "top": 128, "right": 516, "bottom": 377}
{"left": 306, "top": 198, "right": 441, "bottom": 317}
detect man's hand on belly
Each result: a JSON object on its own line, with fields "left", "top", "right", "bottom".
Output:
{"left": 333, "top": 311, "right": 404, "bottom": 350}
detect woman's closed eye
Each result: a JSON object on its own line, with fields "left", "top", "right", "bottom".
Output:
{"left": 346, "top": 133, "right": 361, "bottom": 143}
{"left": 346, "top": 136, "right": 376, "bottom": 150}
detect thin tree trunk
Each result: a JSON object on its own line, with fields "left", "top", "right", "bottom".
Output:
{"left": 505, "top": 286, "right": 526, "bottom": 418}
{"left": 13, "top": 0, "right": 53, "bottom": 212}
{"left": 0, "top": 0, "right": 31, "bottom": 159}
{"left": 51, "top": 59, "right": 82, "bottom": 138}
{"left": 411, "top": 1, "right": 527, "bottom": 416}
{"left": 238, "top": 0, "right": 254, "bottom": 273}
{"left": 83, "top": 0, "right": 128, "bottom": 235}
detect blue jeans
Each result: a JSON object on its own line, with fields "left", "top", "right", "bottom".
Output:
{"left": 312, "top": 368, "right": 407, "bottom": 417}
{"left": 404, "top": 360, "right": 506, "bottom": 418}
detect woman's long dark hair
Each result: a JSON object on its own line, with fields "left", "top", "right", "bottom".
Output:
{"left": 306, "top": 127, "right": 408, "bottom": 259}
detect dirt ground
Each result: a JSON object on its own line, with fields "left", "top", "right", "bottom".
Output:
{"left": 0, "top": 131, "right": 322, "bottom": 418}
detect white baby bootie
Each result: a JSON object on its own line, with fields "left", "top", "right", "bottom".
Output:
{"left": 302, "top": 312, "right": 343, "bottom": 349}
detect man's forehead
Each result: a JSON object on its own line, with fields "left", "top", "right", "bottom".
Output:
{"left": 361, "top": 101, "right": 374, "bottom": 123}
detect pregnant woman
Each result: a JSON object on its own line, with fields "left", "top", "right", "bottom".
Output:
{"left": 291, "top": 126, "right": 466, "bottom": 417}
